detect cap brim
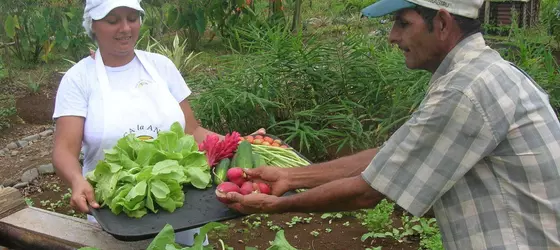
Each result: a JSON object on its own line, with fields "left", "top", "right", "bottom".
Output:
{"left": 90, "top": 1, "right": 145, "bottom": 20}
{"left": 361, "top": 0, "right": 416, "bottom": 18}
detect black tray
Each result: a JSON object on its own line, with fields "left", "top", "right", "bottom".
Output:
{"left": 90, "top": 185, "right": 242, "bottom": 241}
{"left": 90, "top": 134, "right": 311, "bottom": 241}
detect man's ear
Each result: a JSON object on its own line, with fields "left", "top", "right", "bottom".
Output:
{"left": 434, "top": 9, "right": 454, "bottom": 40}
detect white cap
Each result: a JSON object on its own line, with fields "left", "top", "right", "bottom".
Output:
{"left": 362, "top": 0, "right": 484, "bottom": 19}
{"left": 84, "top": 0, "right": 145, "bottom": 20}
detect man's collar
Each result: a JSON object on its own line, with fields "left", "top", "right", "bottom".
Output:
{"left": 429, "top": 32, "right": 487, "bottom": 84}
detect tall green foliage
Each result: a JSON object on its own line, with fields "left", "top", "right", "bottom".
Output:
{"left": 541, "top": 0, "right": 560, "bottom": 43}
{"left": 1, "top": 0, "right": 90, "bottom": 63}
{"left": 189, "top": 24, "right": 429, "bottom": 161}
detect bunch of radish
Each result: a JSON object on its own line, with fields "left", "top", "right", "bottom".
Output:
{"left": 215, "top": 167, "right": 271, "bottom": 204}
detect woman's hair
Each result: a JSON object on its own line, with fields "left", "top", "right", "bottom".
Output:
{"left": 82, "top": 10, "right": 143, "bottom": 41}
{"left": 82, "top": 11, "right": 95, "bottom": 40}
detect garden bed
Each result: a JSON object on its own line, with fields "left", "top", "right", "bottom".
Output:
{"left": 19, "top": 173, "right": 428, "bottom": 250}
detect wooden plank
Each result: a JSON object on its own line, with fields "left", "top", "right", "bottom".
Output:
{"left": 0, "top": 222, "right": 78, "bottom": 250}
{"left": 0, "top": 187, "right": 26, "bottom": 220}
{"left": 1, "top": 207, "right": 153, "bottom": 250}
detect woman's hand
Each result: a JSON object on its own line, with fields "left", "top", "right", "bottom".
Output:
{"left": 243, "top": 167, "right": 292, "bottom": 196}
{"left": 70, "top": 178, "right": 99, "bottom": 214}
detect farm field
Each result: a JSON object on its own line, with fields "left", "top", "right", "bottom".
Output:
{"left": 0, "top": 0, "right": 559, "bottom": 249}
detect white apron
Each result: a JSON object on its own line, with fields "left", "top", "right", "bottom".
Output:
{"left": 85, "top": 49, "right": 207, "bottom": 246}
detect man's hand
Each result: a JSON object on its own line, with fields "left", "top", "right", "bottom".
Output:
{"left": 244, "top": 167, "right": 291, "bottom": 196}
{"left": 226, "top": 192, "right": 282, "bottom": 214}
{"left": 70, "top": 178, "right": 99, "bottom": 213}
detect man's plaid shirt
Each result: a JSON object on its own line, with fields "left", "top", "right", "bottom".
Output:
{"left": 362, "top": 33, "right": 560, "bottom": 250}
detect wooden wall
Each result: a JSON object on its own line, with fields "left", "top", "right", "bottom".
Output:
{"left": 480, "top": 0, "right": 541, "bottom": 28}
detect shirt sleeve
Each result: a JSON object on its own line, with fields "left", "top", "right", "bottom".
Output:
{"left": 163, "top": 58, "right": 192, "bottom": 103}
{"left": 52, "top": 71, "right": 89, "bottom": 120}
{"left": 361, "top": 87, "right": 497, "bottom": 217}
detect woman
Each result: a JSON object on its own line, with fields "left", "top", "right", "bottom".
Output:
{"left": 52, "top": 0, "right": 253, "bottom": 246}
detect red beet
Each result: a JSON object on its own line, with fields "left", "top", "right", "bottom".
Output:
{"left": 215, "top": 182, "right": 241, "bottom": 204}
{"left": 240, "top": 181, "right": 255, "bottom": 195}
{"left": 256, "top": 182, "right": 271, "bottom": 194}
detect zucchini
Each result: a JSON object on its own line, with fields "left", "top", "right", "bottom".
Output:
{"left": 252, "top": 152, "right": 267, "bottom": 168}
{"left": 233, "top": 141, "right": 254, "bottom": 169}
{"left": 213, "top": 158, "right": 231, "bottom": 185}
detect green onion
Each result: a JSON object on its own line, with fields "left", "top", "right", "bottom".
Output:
{"left": 251, "top": 144, "right": 310, "bottom": 168}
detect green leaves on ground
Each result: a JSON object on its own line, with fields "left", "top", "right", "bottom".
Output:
{"left": 86, "top": 122, "right": 211, "bottom": 218}
{"left": 145, "top": 223, "right": 298, "bottom": 250}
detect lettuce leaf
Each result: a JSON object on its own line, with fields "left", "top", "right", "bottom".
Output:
{"left": 85, "top": 122, "right": 210, "bottom": 218}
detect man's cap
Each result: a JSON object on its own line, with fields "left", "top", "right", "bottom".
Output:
{"left": 361, "top": 0, "right": 484, "bottom": 19}
{"left": 85, "top": 0, "right": 145, "bottom": 20}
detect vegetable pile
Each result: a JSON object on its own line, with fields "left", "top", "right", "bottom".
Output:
{"left": 87, "top": 124, "right": 310, "bottom": 217}
{"left": 241, "top": 134, "right": 288, "bottom": 148}
{"left": 86, "top": 122, "right": 212, "bottom": 218}
{"left": 211, "top": 135, "right": 310, "bottom": 204}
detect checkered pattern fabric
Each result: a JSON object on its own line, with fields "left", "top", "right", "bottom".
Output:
{"left": 362, "top": 33, "right": 560, "bottom": 250}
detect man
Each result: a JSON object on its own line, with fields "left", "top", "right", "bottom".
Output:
{"left": 224, "top": 0, "right": 560, "bottom": 249}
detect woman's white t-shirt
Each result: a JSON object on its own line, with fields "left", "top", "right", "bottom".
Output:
{"left": 53, "top": 52, "right": 192, "bottom": 174}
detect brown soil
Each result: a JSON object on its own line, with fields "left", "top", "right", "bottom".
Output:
{"left": 0, "top": 131, "right": 54, "bottom": 187}
{"left": 21, "top": 174, "right": 86, "bottom": 219}
{"left": 14, "top": 72, "right": 59, "bottom": 125}
{"left": 15, "top": 93, "right": 56, "bottom": 124}
{"left": 20, "top": 173, "right": 423, "bottom": 250}
{"left": 0, "top": 69, "right": 59, "bottom": 186}
{"left": 0, "top": 124, "right": 51, "bottom": 148}
{"left": 208, "top": 212, "right": 420, "bottom": 250}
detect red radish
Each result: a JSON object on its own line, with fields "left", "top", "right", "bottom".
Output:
{"left": 256, "top": 182, "right": 271, "bottom": 194}
{"left": 240, "top": 181, "right": 255, "bottom": 195}
{"left": 215, "top": 182, "right": 241, "bottom": 204}
{"left": 231, "top": 178, "right": 245, "bottom": 187}
{"left": 227, "top": 167, "right": 247, "bottom": 186}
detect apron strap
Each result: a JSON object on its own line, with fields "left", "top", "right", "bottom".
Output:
{"left": 95, "top": 49, "right": 167, "bottom": 93}
{"left": 134, "top": 50, "right": 167, "bottom": 88}
{"left": 94, "top": 49, "right": 112, "bottom": 95}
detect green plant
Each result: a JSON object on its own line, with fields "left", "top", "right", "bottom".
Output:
{"left": 2, "top": 1, "right": 88, "bottom": 64}
{"left": 344, "top": 0, "right": 377, "bottom": 12}
{"left": 143, "top": 33, "right": 202, "bottom": 76}
{"left": 499, "top": 19, "right": 560, "bottom": 115}
{"left": 190, "top": 23, "right": 427, "bottom": 161}
{"left": 0, "top": 57, "right": 6, "bottom": 80}
{"left": 0, "top": 95, "right": 16, "bottom": 131}
{"left": 85, "top": 122, "right": 211, "bottom": 218}
{"left": 357, "top": 199, "right": 394, "bottom": 233}
{"left": 540, "top": 0, "right": 560, "bottom": 44}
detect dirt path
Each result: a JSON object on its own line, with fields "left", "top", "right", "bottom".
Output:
{"left": 0, "top": 123, "right": 54, "bottom": 186}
